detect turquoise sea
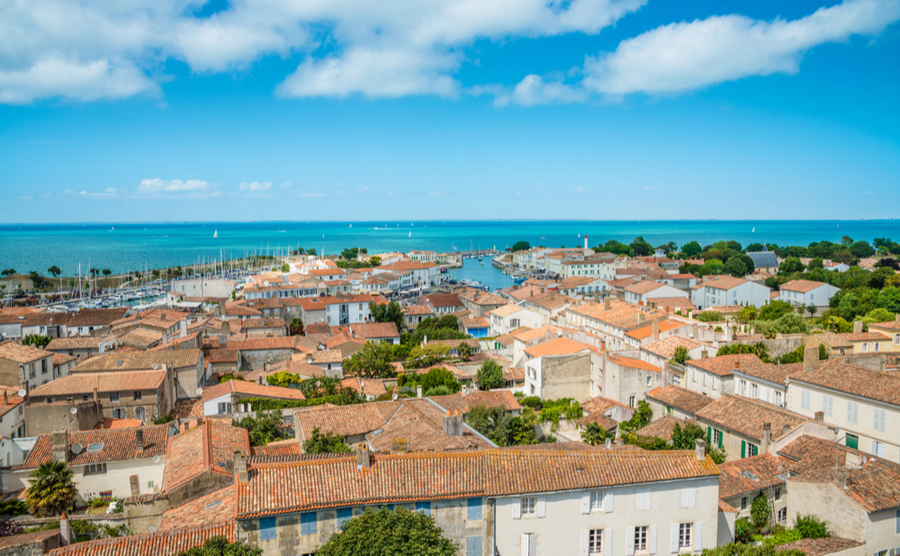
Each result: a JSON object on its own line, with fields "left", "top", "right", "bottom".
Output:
{"left": 1, "top": 220, "right": 898, "bottom": 276}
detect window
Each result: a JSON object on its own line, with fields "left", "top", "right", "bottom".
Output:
{"left": 29, "top": 365, "right": 35, "bottom": 379}
{"left": 634, "top": 526, "right": 648, "bottom": 552}
{"left": 874, "top": 409, "right": 886, "bottom": 432}
{"left": 109, "top": 392, "right": 120, "bottom": 403}
{"left": 521, "top": 497, "right": 536, "bottom": 516}
{"left": 847, "top": 402, "right": 858, "bottom": 424}
{"left": 628, "top": 396, "right": 636, "bottom": 408}
{"left": 741, "top": 497, "right": 748, "bottom": 510}
{"left": 777, "top": 508, "right": 787, "bottom": 523}
{"left": 466, "top": 536, "right": 483, "bottom": 556}
{"left": 703, "top": 374, "right": 707, "bottom": 387}
{"left": 133, "top": 391, "right": 142, "bottom": 401}
{"left": 713, "top": 429, "right": 723, "bottom": 449}
{"left": 740, "top": 381, "right": 747, "bottom": 395}
{"left": 646, "top": 376, "right": 652, "bottom": 388}
{"left": 873, "top": 441, "right": 886, "bottom": 458}
{"left": 300, "top": 512, "right": 317, "bottom": 535}
{"left": 822, "top": 396, "right": 833, "bottom": 417}
{"left": 635, "top": 488, "right": 651, "bottom": 511}
{"left": 218, "top": 402, "right": 232, "bottom": 414}
{"left": 336, "top": 508, "right": 352, "bottom": 529}
{"left": 774, "top": 392, "right": 783, "bottom": 406}
{"left": 680, "top": 487, "right": 696, "bottom": 508}
{"left": 135, "top": 407, "right": 145, "bottom": 423}
{"left": 678, "top": 523, "right": 692, "bottom": 549}
{"left": 467, "top": 498, "right": 482, "bottom": 520}
{"left": 42, "top": 359, "right": 47, "bottom": 374}
{"left": 590, "top": 491, "right": 604, "bottom": 512}
{"left": 588, "top": 529, "right": 604, "bottom": 555}
{"left": 45, "top": 397, "right": 54, "bottom": 404}
{"left": 259, "top": 517, "right": 276, "bottom": 540}
{"left": 775, "top": 488, "right": 781, "bottom": 501}
{"left": 111, "top": 408, "right": 126, "bottom": 419}
{"left": 416, "top": 502, "right": 431, "bottom": 516}
{"left": 85, "top": 463, "right": 107, "bottom": 475}
{"left": 87, "top": 443, "right": 104, "bottom": 452}
{"left": 751, "top": 384, "right": 758, "bottom": 399}
{"left": 801, "top": 390, "right": 810, "bottom": 410}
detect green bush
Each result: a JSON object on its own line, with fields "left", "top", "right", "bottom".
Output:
{"left": 751, "top": 493, "right": 772, "bottom": 532}
{"left": 794, "top": 515, "right": 830, "bottom": 540}
{"left": 734, "top": 518, "right": 754, "bottom": 544}
{"left": 695, "top": 311, "right": 722, "bottom": 322}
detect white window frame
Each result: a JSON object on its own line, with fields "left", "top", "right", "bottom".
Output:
{"left": 678, "top": 523, "right": 692, "bottom": 550}
{"left": 588, "top": 529, "right": 603, "bottom": 556}
{"left": 634, "top": 526, "right": 648, "bottom": 552}
{"left": 521, "top": 497, "right": 536, "bottom": 517}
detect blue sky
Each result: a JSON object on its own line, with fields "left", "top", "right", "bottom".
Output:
{"left": 1, "top": 0, "right": 898, "bottom": 223}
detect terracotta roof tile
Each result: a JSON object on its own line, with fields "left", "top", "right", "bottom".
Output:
{"left": 160, "top": 486, "right": 236, "bottom": 530}
{"left": 0, "top": 340, "right": 52, "bottom": 364}
{"left": 788, "top": 360, "right": 900, "bottom": 406}
{"left": 775, "top": 537, "right": 864, "bottom": 556}
{"left": 641, "top": 336, "right": 706, "bottom": 359}
{"left": 635, "top": 416, "right": 696, "bottom": 441}
{"left": 646, "top": 385, "right": 715, "bottom": 415}
{"left": 162, "top": 421, "right": 250, "bottom": 491}
{"left": 524, "top": 337, "right": 592, "bottom": 358}
{"left": 733, "top": 362, "right": 803, "bottom": 387}
{"left": 609, "top": 355, "right": 662, "bottom": 373}
{"left": 716, "top": 454, "right": 786, "bottom": 498}
{"left": 422, "top": 294, "right": 463, "bottom": 308}
{"left": 780, "top": 280, "right": 829, "bottom": 293}
{"left": 47, "top": 521, "right": 235, "bottom": 556}
{"left": 696, "top": 395, "right": 809, "bottom": 442}
{"left": 45, "top": 337, "right": 102, "bottom": 350}
{"left": 72, "top": 349, "right": 200, "bottom": 371}
{"left": 30, "top": 370, "right": 167, "bottom": 397}
{"left": 13, "top": 426, "right": 168, "bottom": 470}
{"left": 201, "top": 380, "right": 306, "bottom": 402}
{"left": 687, "top": 354, "right": 768, "bottom": 377}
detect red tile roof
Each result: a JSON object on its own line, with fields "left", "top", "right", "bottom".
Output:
{"left": 717, "top": 454, "right": 786, "bottom": 498}
{"left": 635, "top": 416, "right": 696, "bottom": 441}
{"left": 788, "top": 360, "right": 900, "bottom": 406}
{"left": 13, "top": 426, "right": 168, "bottom": 470}
{"left": 642, "top": 336, "right": 706, "bottom": 358}
{"left": 646, "top": 385, "right": 715, "bottom": 415}
{"left": 780, "top": 280, "right": 829, "bottom": 293}
{"left": 696, "top": 395, "right": 809, "bottom": 442}
{"left": 0, "top": 340, "right": 52, "bottom": 364}
{"left": 162, "top": 420, "right": 250, "bottom": 491}
{"left": 30, "top": 370, "right": 167, "bottom": 397}
{"left": 159, "top": 486, "right": 236, "bottom": 530}
{"left": 687, "top": 353, "right": 767, "bottom": 377}
{"left": 71, "top": 349, "right": 200, "bottom": 371}
{"left": 201, "top": 380, "right": 306, "bottom": 402}
{"left": 609, "top": 355, "right": 661, "bottom": 373}
{"left": 775, "top": 538, "right": 864, "bottom": 556}
{"left": 524, "top": 337, "right": 592, "bottom": 358}
{"left": 47, "top": 521, "right": 235, "bottom": 556}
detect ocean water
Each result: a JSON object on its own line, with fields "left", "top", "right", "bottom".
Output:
{"left": 0, "top": 220, "right": 897, "bottom": 276}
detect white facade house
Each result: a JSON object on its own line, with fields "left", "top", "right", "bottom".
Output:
{"left": 624, "top": 282, "right": 689, "bottom": 305}
{"left": 779, "top": 280, "right": 840, "bottom": 310}
{"left": 168, "top": 278, "right": 236, "bottom": 299}
{"left": 691, "top": 277, "right": 771, "bottom": 311}
{"left": 487, "top": 305, "right": 544, "bottom": 337}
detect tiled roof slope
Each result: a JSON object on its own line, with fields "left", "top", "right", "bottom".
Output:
{"left": 236, "top": 448, "right": 719, "bottom": 518}
{"left": 687, "top": 354, "right": 767, "bottom": 377}
{"left": 71, "top": 349, "right": 200, "bottom": 371}
{"left": 696, "top": 395, "right": 808, "bottom": 442}
{"left": 717, "top": 454, "right": 786, "bottom": 498}
{"left": 646, "top": 385, "right": 715, "bottom": 415}
{"left": 775, "top": 538, "right": 864, "bottom": 556}
{"left": 162, "top": 420, "right": 250, "bottom": 491}
{"left": 47, "top": 521, "right": 235, "bottom": 556}
{"left": 13, "top": 426, "right": 168, "bottom": 470}
{"left": 635, "top": 416, "right": 695, "bottom": 441}
{"left": 159, "top": 486, "right": 236, "bottom": 530}
{"left": 788, "top": 360, "right": 900, "bottom": 406}
{"left": 30, "top": 370, "right": 166, "bottom": 397}
{"left": 0, "top": 340, "right": 52, "bottom": 363}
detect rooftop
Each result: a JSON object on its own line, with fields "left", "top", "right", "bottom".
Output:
{"left": 30, "top": 370, "right": 167, "bottom": 397}
{"left": 780, "top": 280, "right": 830, "bottom": 293}
{"left": 162, "top": 420, "right": 250, "bottom": 491}
{"left": 717, "top": 454, "right": 786, "bottom": 498}
{"left": 788, "top": 360, "right": 900, "bottom": 407}
{"left": 641, "top": 336, "right": 706, "bottom": 359}
{"left": 46, "top": 521, "right": 235, "bottom": 556}
{"left": 646, "top": 385, "right": 716, "bottom": 415}
{"left": 0, "top": 340, "right": 52, "bottom": 364}
{"left": 687, "top": 353, "right": 768, "bottom": 377}
{"left": 14, "top": 426, "right": 168, "bottom": 470}
{"left": 696, "top": 394, "right": 809, "bottom": 442}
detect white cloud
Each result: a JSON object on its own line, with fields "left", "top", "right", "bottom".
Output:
{"left": 573, "top": 186, "right": 585, "bottom": 193}
{"left": 105, "top": 187, "right": 117, "bottom": 193}
{"left": 494, "top": 74, "right": 587, "bottom": 106}
{"left": 585, "top": 0, "right": 900, "bottom": 96}
{"left": 138, "top": 178, "right": 213, "bottom": 195}
{"left": 280, "top": 181, "right": 293, "bottom": 189}
{"left": 239, "top": 181, "right": 272, "bottom": 191}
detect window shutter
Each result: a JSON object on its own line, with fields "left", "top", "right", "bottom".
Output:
{"left": 259, "top": 517, "right": 276, "bottom": 540}
{"left": 741, "top": 440, "right": 746, "bottom": 459}
{"left": 581, "top": 530, "right": 590, "bottom": 556}
{"left": 688, "top": 488, "right": 696, "bottom": 508}
{"left": 530, "top": 534, "right": 537, "bottom": 556}
{"left": 671, "top": 524, "right": 679, "bottom": 553}
{"left": 582, "top": 493, "right": 591, "bottom": 514}
{"left": 649, "top": 525, "right": 658, "bottom": 555}
{"left": 467, "top": 537, "right": 475, "bottom": 556}
{"left": 718, "top": 430, "right": 723, "bottom": 449}
{"left": 695, "top": 522, "right": 703, "bottom": 550}
{"left": 606, "top": 491, "right": 614, "bottom": 513}
{"left": 473, "top": 536, "right": 482, "bottom": 556}
{"left": 468, "top": 498, "right": 482, "bottom": 521}
{"left": 707, "top": 426, "right": 712, "bottom": 443}
{"left": 605, "top": 529, "right": 613, "bottom": 556}
{"left": 513, "top": 498, "right": 522, "bottom": 519}
{"left": 626, "top": 527, "right": 635, "bottom": 556}
{"left": 416, "top": 502, "right": 431, "bottom": 516}
{"left": 536, "top": 497, "right": 546, "bottom": 518}
{"left": 521, "top": 534, "right": 530, "bottom": 556}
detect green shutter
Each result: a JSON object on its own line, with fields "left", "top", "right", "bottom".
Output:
{"left": 718, "top": 430, "right": 723, "bottom": 449}
{"left": 846, "top": 434, "right": 859, "bottom": 450}
{"left": 708, "top": 426, "right": 712, "bottom": 443}
{"left": 741, "top": 440, "right": 746, "bottom": 459}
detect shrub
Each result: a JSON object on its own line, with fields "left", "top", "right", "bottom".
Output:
{"left": 794, "top": 515, "right": 830, "bottom": 540}
{"left": 751, "top": 493, "right": 772, "bottom": 532}
{"left": 735, "top": 517, "right": 754, "bottom": 544}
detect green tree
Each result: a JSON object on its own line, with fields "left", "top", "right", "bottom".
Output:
{"left": 26, "top": 460, "right": 76, "bottom": 517}
{"left": 849, "top": 241, "right": 874, "bottom": 258}
{"left": 302, "top": 427, "right": 351, "bottom": 454}
{"left": 757, "top": 300, "right": 794, "bottom": 321}
{"left": 723, "top": 258, "right": 749, "bottom": 278}
{"left": 618, "top": 401, "right": 652, "bottom": 433}
{"left": 344, "top": 341, "right": 396, "bottom": 378}
{"left": 456, "top": 341, "right": 473, "bottom": 361}
{"left": 466, "top": 405, "right": 512, "bottom": 446}
{"left": 755, "top": 313, "right": 810, "bottom": 337}
{"left": 370, "top": 301, "right": 403, "bottom": 333}
{"left": 751, "top": 493, "right": 772, "bottom": 532}
{"left": 511, "top": 241, "right": 531, "bottom": 252}
{"left": 476, "top": 360, "right": 504, "bottom": 390}
{"left": 671, "top": 346, "right": 692, "bottom": 365}
{"left": 289, "top": 318, "right": 304, "bottom": 336}
{"left": 177, "top": 536, "right": 262, "bottom": 556}
{"left": 341, "top": 247, "right": 360, "bottom": 260}
{"left": 47, "top": 266, "right": 61, "bottom": 278}
{"left": 807, "top": 257, "right": 824, "bottom": 270}
{"left": 745, "top": 243, "right": 764, "bottom": 253}
{"left": 102, "top": 268, "right": 112, "bottom": 276}
{"left": 670, "top": 422, "right": 707, "bottom": 450}
{"left": 238, "top": 410, "right": 288, "bottom": 446}
{"left": 317, "top": 506, "right": 456, "bottom": 556}
{"left": 734, "top": 518, "right": 755, "bottom": 544}
{"left": 580, "top": 422, "right": 609, "bottom": 446}
{"left": 368, "top": 256, "right": 382, "bottom": 267}
{"left": 406, "top": 344, "right": 451, "bottom": 369}
{"left": 680, "top": 241, "right": 702, "bottom": 257}
{"left": 717, "top": 342, "right": 771, "bottom": 362}
{"left": 779, "top": 257, "right": 805, "bottom": 275}
{"left": 805, "top": 304, "right": 818, "bottom": 317}
{"left": 868, "top": 267, "right": 896, "bottom": 290}
{"left": 265, "top": 371, "right": 302, "bottom": 388}
{"left": 0, "top": 269, "right": 16, "bottom": 278}
{"left": 630, "top": 236, "right": 654, "bottom": 257}
{"left": 22, "top": 334, "right": 52, "bottom": 349}
{"left": 280, "top": 263, "right": 290, "bottom": 273}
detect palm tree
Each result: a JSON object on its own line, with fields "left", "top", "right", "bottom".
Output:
{"left": 27, "top": 460, "right": 76, "bottom": 517}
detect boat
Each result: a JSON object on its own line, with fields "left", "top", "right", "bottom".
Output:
{"left": 408, "top": 232, "right": 411, "bottom": 238}
{"left": 752, "top": 227, "right": 755, "bottom": 233}
{"left": 213, "top": 230, "right": 218, "bottom": 238}
{"left": 349, "top": 224, "right": 352, "bottom": 228}
{"left": 514, "top": 277, "right": 526, "bottom": 285}
{"left": 440, "top": 267, "right": 448, "bottom": 273}
{"left": 480, "top": 262, "right": 484, "bottom": 266}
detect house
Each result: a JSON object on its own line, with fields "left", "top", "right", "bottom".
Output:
{"left": 20, "top": 308, "right": 129, "bottom": 339}
{"left": 624, "top": 282, "right": 689, "bottom": 305}
{"left": 375, "top": 260, "right": 440, "bottom": 287}
{"left": 522, "top": 337, "right": 598, "bottom": 401}
{"left": 52, "top": 353, "right": 76, "bottom": 380}
{"left": 785, "top": 359, "right": 900, "bottom": 461}
{"left": 733, "top": 363, "right": 802, "bottom": 408}
{"left": 459, "top": 290, "right": 509, "bottom": 318}
{"left": 639, "top": 336, "right": 708, "bottom": 373}
{"left": 233, "top": 446, "right": 720, "bottom": 556}
{"left": 49, "top": 521, "right": 237, "bottom": 556}
{"left": 645, "top": 385, "right": 716, "bottom": 422}
{"left": 577, "top": 396, "right": 634, "bottom": 432}
{"left": 695, "top": 394, "right": 832, "bottom": 462}
{"left": 836, "top": 331, "right": 892, "bottom": 354}
{"left": 201, "top": 380, "right": 305, "bottom": 416}
{"left": 717, "top": 455, "right": 788, "bottom": 528}
{"left": 0, "top": 340, "right": 58, "bottom": 390}
{"left": 9, "top": 426, "right": 168, "bottom": 503}
{"left": 297, "top": 294, "right": 387, "bottom": 327}
{"left": 866, "top": 316, "right": 900, "bottom": 350}
{"left": 823, "top": 261, "right": 851, "bottom": 272}
{"left": 563, "top": 298, "right": 668, "bottom": 352}
{"left": 119, "top": 328, "right": 164, "bottom": 350}
{"left": 779, "top": 280, "right": 840, "bottom": 312}
{"left": 601, "top": 355, "right": 664, "bottom": 407}
{"left": 556, "top": 276, "right": 609, "bottom": 297}
{"left": 659, "top": 274, "right": 699, "bottom": 292}
{"left": 224, "top": 337, "right": 298, "bottom": 373}
{"left": 168, "top": 278, "right": 236, "bottom": 299}
{"left": 421, "top": 294, "right": 464, "bottom": 315}
{"left": 28, "top": 369, "right": 174, "bottom": 425}
{"left": 745, "top": 250, "right": 780, "bottom": 274}
{"left": 0, "top": 385, "right": 26, "bottom": 439}
{"left": 487, "top": 305, "right": 543, "bottom": 337}
{"left": 682, "top": 354, "right": 769, "bottom": 400}
{"left": 332, "top": 322, "right": 401, "bottom": 345}
{"left": 520, "top": 291, "right": 573, "bottom": 322}
{"left": 108, "top": 309, "right": 185, "bottom": 337}
{"left": 623, "top": 319, "right": 689, "bottom": 350}
{"left": 460, "top": 316, "right": 490, "bottom": 339}
{"left": 45, "top": 337, "right": 118, "bottom": 361}
{"left": 240, "top": 318, "right": 287, "bottom": 337}
{"left": 691, "top": 276, "right": 771, "bottom": 311}
{"left": 70, "top": 349, "right": 207, "bottom": 401}
{"left": 403, "top": 304, "right": 434, "bottom": 330}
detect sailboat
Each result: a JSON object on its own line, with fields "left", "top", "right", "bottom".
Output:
{"left": 349, "top": 223, "right": 352, "bottom": 228}
{"left": 751, "top": 227, "right": 755, "bottom": 233}
{"left": 408, "top": 232, "right": 411, "bottom": 238}
{"left": 213, "top": 230, "right": 218, "bottom": 238}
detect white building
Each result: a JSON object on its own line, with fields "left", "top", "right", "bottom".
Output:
{"left": 624, "top": 282, "right": 689, "bottom": 305}
{"left": 168, "top": 278, "right": 236, "bottom": 299}
{"left": 691, "top": 276, "right": 771, "bottom": 311}
{"left": 487, "top": 305, "right": 544, "bottom": 337}
{"left": 779, "top": 280, "right": 840, "bottom": 310}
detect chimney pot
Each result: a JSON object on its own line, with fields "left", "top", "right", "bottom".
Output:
{"left": 852, "top": 321, "right": 863, "bottom": 334}
{"left": 59, "top": 513, "right": 70, "bottom": 546}
{"left": 694, "top": 439, "right": 706, "bottom": 461}
{"left": 701, "top": 349, "right": 708, "bottom": 359}
{"left": 814, "top": 411, "right": 824, "bottom": 423}
{"left": 161, "top": 313, "right": 167, "bottom": 322}
{"left": 135, "top": 429, "right": 144, "bottom": 451}
{"left": 604, "top": 297, "right": 611, "bottom": 311}
{"left": 355, "top": 443, "right": 371, "bottom": 470}
{"left": 803, "top": 345, "right": 820, "bottom": 372}
{"left": 52, "top": 431, "right": 68, "bottom": 463}
{"left": 416, "top": 385, "right": 422, "bottom": 398}
{"left": 234, "top": 450, "right": 248, "bottom": 483}
{"left": 833, "top": 469, "right": 847, "bottom": 489}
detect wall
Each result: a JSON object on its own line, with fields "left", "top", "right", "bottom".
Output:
{"left": 494, "top": 477, "right": 719, "bottom": 556}
{"left": 239, "top": 349, "right": 293, "bottom": 373}
{"left": 124, "top": 494, "right": 171, "bottom": 534}
{"left": 24, "top": 400, "right": 103, "bottom": 436}
{"left": 75, "top": 458, "right": 165, "bottom": 502}
{"left": 722, "top": 487, "right": 787, "bottom": 530}
{"left": 540, "top": 353, "right": 592, "bottom": 403}
{"left": 727, "top": 336, "right": 806, "bottom": 359}
{"left": 786, "top": 481, "right": 867, "bottom": 542}
{"left": 604, "top": 358, "right": 663, "bottom": 407}
{"left": 717, "top": 510, "right": 735, "bottom": 546}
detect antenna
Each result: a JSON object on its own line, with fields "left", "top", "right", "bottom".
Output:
{"left": 392, "top": 391, "right": 399, "bottom": 401}
{"left": 71, "top": 443, "right": 83, "bottom": 455}
{"left": 70, "top": 407, "right": 78, "bottom": 415}
{"left": 16, "top": 389, "right": 26, "bottom": 398}
{"left": 152, "top": 363, "right": 158, "bottom": 370}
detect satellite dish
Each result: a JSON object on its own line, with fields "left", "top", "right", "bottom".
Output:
{"left": 392, "top": 392, "right": 399, "bottom": 401}
{"left": 604, "top": 438, "right": 612, "bottom": 450}
{"left": 153, "top": 455, "right": 161, "bottom": 464}
{"left": 16, "top": 389, "right": 26, "bottom": 398}
{"left": 152, "top": 363, "right": 158, "bottom": 370}
{"left": 70, "top": 407, "right": 78, "bottom": 415}
{"left": 72, "top": 443, "right": 83, "bottom": 455}
{"left": 197, "top": 387, "right": 204, "bottom": 396}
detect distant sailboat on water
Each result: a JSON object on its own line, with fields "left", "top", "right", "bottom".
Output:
{"left": 349, "top": 223, "right": 352, "bottom": 228}
{"left": 409, "top": 232, "right": 412, "bottom": 238}
{"left": 752, "top": 227, "right": 755, "bottom": 233}
{"left": 213, "top": 230, "right": 218, "bottom": 238}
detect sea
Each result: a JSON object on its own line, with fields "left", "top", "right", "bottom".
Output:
{"left": 1, "top": 220, "right": 898, "bottom": 277}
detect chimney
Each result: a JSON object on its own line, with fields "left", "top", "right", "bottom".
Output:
{"left": 814, "top": 411, "right": 824, "bottom": 423}
{"left": 220, "top": 335, "right": 227, "bottom": 348}
{"left": 443, "top": 409, "right": 464, "bottom": 436}
{"left": 221, "top": 320, "right": 230, "bottom": 336}
{"left": 604, "top": 297, "right": 611, "bottom": 311}
{"left": 135, "top": 429, "right": 144, "bottom": 452}
{"left": 694, "top": 439, "right": 706, "bottom": 461}
{"left": 833, "top": 469, "right": 847, "bottom": 490}
{"left": 782, "top": 424, "right": 791, "bottom": 436}
{"left": 161, "top": 313, "right": 167, "bottom": 322}
{"left": 692, "top": 323, "right": 699, "bottom": 339}
{"left": 234, "top": 450, "right": 248, "bottom": 483}
{"left": 734, "top": 359, "right": 740, "bottom": 371}
{"left": 52, "top": 431, "right": 68, "bottom": 463}
{"left": 845, "top": 452, "right": 863, "bottom": 467}
{"left": 652, "top": 320, "right": 660, "bottom": 343}
{"left": 180, "top": 319, "right": 187, "bottom": 338}
{"left": 803, "top": 345, "right": 820, "bottom": 372}
{"left": 761, "top": 422, "right": 771, "bottom": 453}
{"left": 638, "top": 312, "right": 645, "bottom": 323}
{"left": 416, "top": 385, "right": 423, "bottom": 398}
{"left": 355, "top": 443, "right": 371, "bottom": 471}
{"left": 390, "top": 438, "right": 408, "bottom": 454}
{"left": 59, "top": 513, "right": 70, "bottom": 546}
{"left": 701, "top": 349, "right": 708, "bottom": 359}
{"left": 3, "top": 391, "right": 7, "bottom": 405}
{"left": 852, "top": 321, "right": 863, "bottom": 334}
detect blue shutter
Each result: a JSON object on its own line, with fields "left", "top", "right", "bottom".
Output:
{"left": 259, "top": 517, "right": 276, "bottom": 540}
{"left": 385, "top": 504, "right": 394, "bottom": 511}
{"left": 467, "top": 498, "right": 483, "bottom": 520}
{"left": 416, "top": 502, "right": 431, "bottom": 516}
{"left": 300, "top": 512, "right": 317, "bottom": 535}
{"left": 467, "top": 536, "right": 483, "bottom": 556}
{"left": 336, "top": 508, "right": 353, "bottom": 529}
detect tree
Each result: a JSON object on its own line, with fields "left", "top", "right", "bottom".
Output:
{"left": 723, "top": 258, "right": 749, "bottom": 278}
{"left": 89, "top": 268, "right": 99, "bottom": 277}
{"left": 630, "top": 236, "right": 654, "bottom": 257}
{"left": 794, "top": 515, "right": 830, "bottom": 540}
{"left": 807, "top": 257, "right": 824, "bottom": 271}
{"left": 318, "top": 506, "right": 456, "bottom": 556}
{"left": 47, "top": 266, "right": 61, "bottom": 278}
{"left": 466, "top": 405, "right": 512, "bottom": 446}
{"left": 341, "top": 247, "right": 360, "bottom": 260}
{"left": 757, "top": 300, "right": 794, "bottom": 321}
{"left": 849, "top": 240, "right": 874, "bottom": 258}
{"left": 805, "top": 304, "right": 818, "bottom": 317}
{"left": 302, "top": 427, "right": 351, "bottom": 454}
{"left": 511, "top": 241, "right": 531, "bottom": 252}
{"left": 289, "top": 317, "right": 304, "bottom": 336}
{"left": 0, "top": 269, "right": 15, "bottom": 278}
{"left": 779, "top": 257, "right": 805, "bottom": 275}
{"left": 26, "top": 460, "right": 76, "bottom": 517}
{"left": 618, "top": 401, "right": 652, "bottom": 433}
{"left": 177, "top": 536, "right": 262, "bottom": 556}
{"left": 580, "top": 422, "right": 609, "bottom": 446}
{"left": 22, "top": 334, "right": 52, "bottom": 349}
{"left": 344, "top": 341, "right": 395, "bottom": 378}
{"left": 745, "top": 243, "right": 764, "bottom": 253}
{"left": 476, "top": 360, "right": 504, "bottom": 390}
{"left": 101, "top": 268, "right": 112, "bottom": 277}
{"left": 671, "top": 346, "right": 692, "bottom": 365}
{"left": 238, "top": 410, "right": 288, "bottom": 446}
{"left": 751, "top": 493, "right": 772, "bottom": 532}
{"left": 876, "top": 287, "right": 900, "bottom": 313}
{"left": 368, "top": 256, "right": 382, "bottom": 267}
{"left": 680, "top": 241, "right": 702, "bottom": 257}
{"left": 456, "top": 341, "right": 473, "bottom": 361}
{"left": 370, "top": 301, "right": 403, "bottom": 333}
{"left": 280, "top": 263, "right": 290, "bottom": 273}
{"left": 406, "top": 344, "right": 451, "bottom": 369}
{"left": 670, "top": 422, "right": 707, "bottom": 450}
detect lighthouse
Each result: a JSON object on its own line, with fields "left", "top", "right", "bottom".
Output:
{"left": 584, "top": 235, "right": 588, "bottom": 250}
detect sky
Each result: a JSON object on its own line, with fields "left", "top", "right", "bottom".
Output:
{"left": 1, "top": 0, "right": 899, "bottom": 223}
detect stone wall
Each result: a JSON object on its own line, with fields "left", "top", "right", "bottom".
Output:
{"left": 124, "top": 493, "right": 171, "bottom": 534}
{"left": 239, "top": 349, "right": 293, "bottom": 373}
{"left": 24, "top": 400, "right": 103, "bottom": 435}
{"left": 540, "top": 353, "right": 592, "bottom": 402}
